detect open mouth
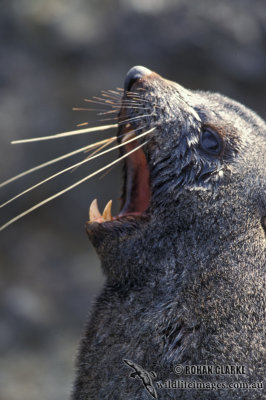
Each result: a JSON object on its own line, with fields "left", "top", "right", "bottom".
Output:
{"left": 88, "top": 66, "right": 155, "bottom": 226}
{"left": 88, "top": 122, "right": 151, "bottom": 224}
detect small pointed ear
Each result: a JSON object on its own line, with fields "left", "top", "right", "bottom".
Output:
{"left": 261, "top": 216, "right": 266, "bottom": 234}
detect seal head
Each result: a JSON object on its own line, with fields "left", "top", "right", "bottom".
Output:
{"left": 86, "top": 66, "right": 265, "bottom": 279}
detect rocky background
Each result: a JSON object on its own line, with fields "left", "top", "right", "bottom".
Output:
{"left": 0, "top": 1, "right": 266, "bottom": 399}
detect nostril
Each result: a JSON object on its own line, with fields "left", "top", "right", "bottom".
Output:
{"left": 124, "top": 66, "right": 152, "bottom": 92}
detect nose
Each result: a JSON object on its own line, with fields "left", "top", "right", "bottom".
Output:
{"left": 124, "top": 66, "right": 152, "bottom": 91}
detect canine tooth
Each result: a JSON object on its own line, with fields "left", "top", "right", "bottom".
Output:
{"left": 102, "top": 200, "right": 113, "bottom": 221}
{"left": 89, "top": 199, "right": 102, "bottom": 222}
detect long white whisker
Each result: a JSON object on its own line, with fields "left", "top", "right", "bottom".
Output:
{"left": 70, "top": 112, "right": 153, "bottom": 126}
{"left": 84, "top": 137, "right": 116, "bottom": 156}
{"left": 0, "top": 141, "right": 149, "bottom": 231}
{"left": 0, "top": 138, "right": 114, "bottom": 188}
{"left": 11, "top": 124, "right": 118, "bottom": 144}
{"left": 119, "top": 114, "right": 155, "bottom": 125}
{"left": 116, "top": 106, "right": 147, "bottom": 110}
{"left": 78, "top": 112, "right": 150, "bottom": 125}
{"left": 72, "top": 107, "right": 117, "bottom": 112}
{"left": 71, "top": 137, "right": 116, "bottom": 173}
{"left": 0, "top": 128, "right": 155, "bottom": 208}
{"left": 117, "top": 99, "right": 143, "bottom": 105}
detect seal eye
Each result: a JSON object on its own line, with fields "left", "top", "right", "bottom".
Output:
{"left": 200, "top": 128, "right": 222, "bottom": 155}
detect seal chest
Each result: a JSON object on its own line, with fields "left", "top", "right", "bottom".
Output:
{"left": 73, "top": 66, "right": 265, "bottom": 399}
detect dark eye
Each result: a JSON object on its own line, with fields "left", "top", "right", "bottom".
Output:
{"left": 200, "top": 128, "right": 222, "bottom": 155}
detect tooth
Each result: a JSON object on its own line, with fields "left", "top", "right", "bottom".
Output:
{"left": 102, "top": 200, "right": 113, "bottom": 221}
{"left": 89, "top": 199, "right": 102, "bottom": 222}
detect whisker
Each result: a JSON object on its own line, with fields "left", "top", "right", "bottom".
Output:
{"left": 117, "top": 88, "right": 145, "bottom": 95}
{"left": 115, "top": 98, "right": 142, "bottom": 104}
{"left": 96, "top": 113, "right": 119, "bottom": 119}
{"left": 110, "top": 88, "right": 124, "bottom": 93}
{"left": 83, "top": 99, "right": 118, "bottom": 107}
{"left": 76, "top": 122, "right": 89, "bottom": 127}
{"left": 125, "top": 90, "right": 141, "bottom": 95}
{"left": 117, "top": 106, "right": 148, "bottom": 110}
{"left": 83, "top": 124, "right": 147, "bottom": 156}
{"left": 84, "top": 99, "right": 141, "bottom": 108}
{"left": 90, "top": 116, "right": 119, "bottom": 122}
{"left": 102, "top": 89, "right": 123, "bottom": 95}
{"left": 97, "top": 109, "right": 120, "bottom": 115}
{"left": 119, "top": 114, "right": 155, "bottom": 126}
{"left": 84, "top": 137, "right": 116, "bottom": 155}
{"left": 71, "top": 137, "right": 116, "bottom": 173}
{"left": 11, "top": 124, "right": 118, "bottom": 144}
{"left": 114, "top": 124, "right": 147, "bottom": 143}
{"left": 126, "top": 95, "right": 158, "bottom": 106}
{"left": 73, "top": 106, "right": 147, "bottom": 115}
{"left": 96, "top": 108, "right": 148, "bottom": 119}
{"left": 74, "top": 111, "right": 119, "bottom": 120}
{"left": 0, "top": 141, "right": 149, "bottom": 231}
{"left": 0, "top": 128, "right": 155, "bottom": 208}
{"left": 72, "top": 115, "right": 119, "bottom": 124}
{"left": 101, "top": 92, "right": 122, "bottom": 100}
{"left": 72, "top": 110, "right": 119, "bottom": 119}
{"left": 110, "top": 95, "right": 160, "bottom": 110}
{"left": 84, "top": 97, "right": 143, "bottom": 107}
{"left": 72, "top": 107, "right": 117, "bottom": 112}
{"left": 92, "top": 97, "right": 123, "bottom": 106}
{"left": 101, "top": 96, "right": 127, "bottom": 105}
{"left": 0, "top": 138, "right": 114, "bottom": 188}
{"left": 93, "top": 97, "right": 118, "bottom": 104}
{"left": 73, "top": 111, "right": 152, "bottom": 125}
{"left": 99, "top": 165, "right": 115, "bottom": 180}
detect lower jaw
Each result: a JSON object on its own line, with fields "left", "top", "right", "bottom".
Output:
{"left": 85, "top": 211, "right": 150, "bottom": 255}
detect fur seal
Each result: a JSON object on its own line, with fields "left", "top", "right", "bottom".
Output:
{"left": 72, "top": 66, "right": 265, "bottom": 399}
